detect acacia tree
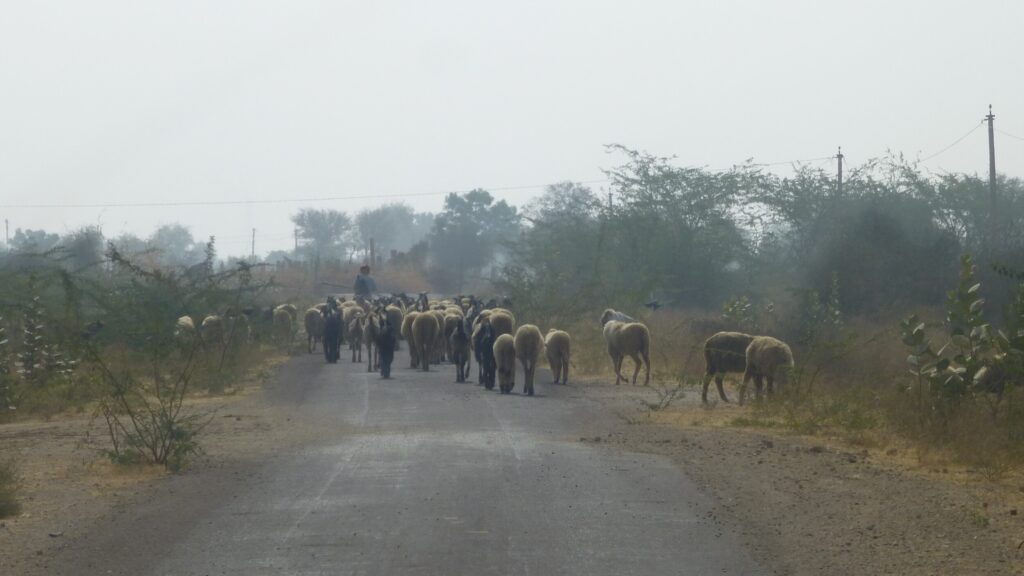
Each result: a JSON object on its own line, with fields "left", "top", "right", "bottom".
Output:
{"left": 292, "top": 208, "right": 352, "bottom": 273}
{"left": 428, "top": 190, "right": 519, "bottom": 292}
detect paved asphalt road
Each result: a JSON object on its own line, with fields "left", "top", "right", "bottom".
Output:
{"left": 59, "top": 348, "right": 766, "bottom": 575}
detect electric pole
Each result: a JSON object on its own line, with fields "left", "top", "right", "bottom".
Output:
{"left": 986, "top": 105, "right": 997, "bottom": 254}
{"left": 836, "top": 147, "right": 844, "bottom": 196}
{"left": 251, "top": 228, "right": 255, "bottom": 261}
{"left": 608, "top": 191, "right": 613, "bottom": 211}
{"left": 294, "top": 228, "right": 298, "bottom": 252}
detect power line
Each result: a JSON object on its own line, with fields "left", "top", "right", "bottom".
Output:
{"left": 996, "top": 128, "right": 1024, "bottom": 142}
{"left": 917, "top": 120, "right": 985, "bottom": 163}
{"left": 0, "top": 179, "right": 611, "bottom": 210}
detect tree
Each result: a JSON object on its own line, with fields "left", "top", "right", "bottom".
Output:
{"left": 428, "top": 190, "right": 519, "bottom": 291}
{"left": 60, "top": 226, "right": 105, "bottom": 271}
{"left": 148, "top": 225, "right": 205, "bottom": 268}
{"left": 292, "top": 208, "right": 352, "bottom": 264}
{"left": 10, "top": 229, "right": 60, "bottom": 254}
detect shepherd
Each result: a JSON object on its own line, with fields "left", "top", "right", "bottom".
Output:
{"left": 354, "top": 264, "right": 377, "bottom": 300}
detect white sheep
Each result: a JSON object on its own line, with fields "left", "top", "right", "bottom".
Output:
{"left": 493, "top": 333, "right": 517, "bottom": 394}
{"left": 602, "top": 320, "right": 651, "bottom": 386}
{"left": 544, "top": 329, "right": 571, "bottom": 385}
{"left": 514, "top": 324, "right": 544, "bottom": 396}
{"left": 600, "top": 308, "right": 636, "bottom": 326}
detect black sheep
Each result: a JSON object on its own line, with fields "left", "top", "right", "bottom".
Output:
{"left": 378, "top": 317, "right": 397, "bottom": 379}
{"left": 474, "top": 323, "right": 497, "bottom": 390}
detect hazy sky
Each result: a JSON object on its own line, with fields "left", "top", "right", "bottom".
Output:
{"left": 2, "top": 1, "right": 1022, "bottom": 257}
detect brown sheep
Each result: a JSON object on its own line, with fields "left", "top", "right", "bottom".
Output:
{"left": 602, "top": 320, "right": 651, "bottom": 386}
{"left": 702, "top": 331, "right": 755, "bottom": 403}
{"left": 430, "top": 310, "right": 447, "bottom": 364}
{"left": 544, "top": 329, "right": 571, "bottom": 385}
{"left": 412, "top": 312, "right": 440, "bottom": 372}
{"left": 402, "top": 311, "right": 420, "bottom": 368}
{"left": 493, "top": 333, "right": 517, "bottom": 394}
{"left": 740, "top": 336, "right": 794, "bottom": 404}
{"left": 304, "top": 308, "right": 325, "bottom": 354}
{"left": 514, "top": 324, "right": 544, "bottom": 396}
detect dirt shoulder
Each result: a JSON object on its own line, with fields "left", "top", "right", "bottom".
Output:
{"left": 580, "top": 378, "right": 1024, "bottom": 575}
{"left": 0, "top": 354, "right": 331, "bottom": 576}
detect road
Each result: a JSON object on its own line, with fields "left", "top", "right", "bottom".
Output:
{"left": 54, "top": 348, "right": 767, "bottom": 575}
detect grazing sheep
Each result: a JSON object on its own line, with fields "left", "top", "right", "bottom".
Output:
{"left": 740, "top": 336, "right": 794, "bottom": 404}
{"left": 702, "top": 331, "right": 755, "bottom": 404}
{"left": 514, "top": 324, "right": 544, "bottom": 396}
{"left": 493, "top": 333, "right": 517, "bottom": 394}
{"left": 402, "top": 311, "right": 421, "bottom": 368}
{"left": 175, "top": 316, "right": 196, "bottom": 344}
{"left": 378, "top": 316, "right": 397, "bottom": 379}
{"left": 273, "top": 308, "right": 293, "bottom": 347}
{"left": 200, "top": 315, "right": 225, "bottom": 348}
{"left": 385, "top": 305, "right": 404, "bottom": 351}
{"left": 544, "top": 329, "right": 571, "bottom": 385}
{"left": 474, "top": 322, "right": 497, "bottom": 390}
{"left": 600, "top": 308, "right": 636, "bottom": 326}
{"left": 451, "top": 319, "right": 472, "bottom": 383}
{"left": 275, "top": 304, "right": 299, "bottom": 325}
{"left": 362, "top": 312, "right": 380, "bottom": 372}
{"left": 602, "top": 320, "right": 651, "bottom": 386}
{"left": 412, "top": 312, "right": 440, "bottom": 372}
{"left": 322, "top": 308, "right": 342, "bottom": 363}
{"left": 304, "top": 308, "right": 325, "bottom": 354}
{"left": 348, "top": 313, "right": 364, "bottom": 362}
{"left": 489, "top": 311, "right": 515, "bottom": 338}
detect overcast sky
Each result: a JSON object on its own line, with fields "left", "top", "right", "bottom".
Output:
{"left": 2, "top": 0, "right": 1022, "bottom": 257}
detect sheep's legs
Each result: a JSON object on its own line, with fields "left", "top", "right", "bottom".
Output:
{"left": 701, "top": 374, "right": 713, "bottom": 403}
{"left": 562, "top": 360, "right": 569, "bottom": 385}
{"left": 754, "top": 375, "right": 765, "bottom": 401}
{"left": 643, "top": 352, "right": 651, "bottom": 386}
{"left": 630, "top": 354, "right": 641, "bottom": 385}
{"left": 716, "top": 376, "right": 730, "bottom": 402}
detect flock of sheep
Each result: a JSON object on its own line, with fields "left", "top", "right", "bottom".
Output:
{"left": 175, "top": 296, "right": 795, "bottom": 403}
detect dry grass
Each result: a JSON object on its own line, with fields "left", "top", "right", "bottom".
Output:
{"left": 0, "top": 459, "right": 20, "bottom": 518}
{"left": 552, "top": 305, "right": 1024, "bottom": 479}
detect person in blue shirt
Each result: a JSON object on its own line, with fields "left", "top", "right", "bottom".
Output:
{"left": 354, "top": 264, "right": 377, "bottom": 299}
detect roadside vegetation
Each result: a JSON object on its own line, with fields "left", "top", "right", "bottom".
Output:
{"left": 2, "top": 147, "right": 1023, "bottom": 480}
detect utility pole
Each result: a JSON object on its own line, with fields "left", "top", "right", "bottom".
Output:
{"left": 369, "top": 237, "right": 375, "bottom": 268}
{"left": 986, "top": 105, "right": 997, "bottom": 254}
{"left": 607, "top": 191, "right": 613, "bottom": 211}
{"left": 251, "top": 228, "right": 255, "bottom": 261}
{"left": 4, "top": 219, "right": 8, "bottom": 247}
{"left": 294, "top": 227, "right": 298, "bottom": 252}
{"left": 836, "top": 147, "right": 844, "bottom": 196}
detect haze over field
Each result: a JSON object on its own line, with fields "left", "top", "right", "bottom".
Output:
{"left": 2, "top": 0, "right": 1023, "bottom": 257}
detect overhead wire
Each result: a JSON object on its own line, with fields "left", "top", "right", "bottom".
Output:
{"left": 917, "top": 120, "right": 985, "bottom": 163}
{"left": 996, "top": 128, "right": 1024, "bottom": 142}
{"left": 0, "top": 179, "right": 612, "bottom": 210}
